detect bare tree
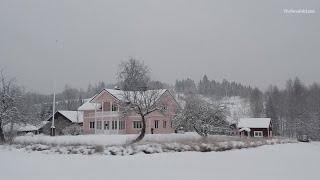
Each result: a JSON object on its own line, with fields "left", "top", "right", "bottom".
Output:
{"left": 0, "top": 70, "right": 22, "bottom": 143}
{"left": 117, "top": 58, "right": 150, "bottom": 91}
{"left": 121, "top": 90, "right": 165, "bottom": 143}
{"left": 117, "top": 58, "right": 166, "bottom": 143}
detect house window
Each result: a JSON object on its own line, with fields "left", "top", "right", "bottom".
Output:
{"left": 104, "top": 121, "right": 109, "bottom": 130}
{"left": 97, "top": 121, "right": 102, "bottom": 130}
{"left": 89, "top": 122, "right": 95, "bottom": 129}
{"left": 114, "top": 121, "right": 118, "bottom": 129}
{"left": 133, "top": 121, "right": 142, "bottom": 129}
{"left": 111, "top": 120, "right": 118, "bottom": 130}
{"left": 119, "top": 121, "right": 125, "bottom": 130}
{"left": 163, "top": 121, "right": 167, "bottom": 128}
{"left": 254, "top": 131, "right": 263, "bottom": 137}
{"left": 154, "top": 120, "right": 159, "bottom": 129}
{"left": 112, "top": 104, "right": 118, "bottom": 111}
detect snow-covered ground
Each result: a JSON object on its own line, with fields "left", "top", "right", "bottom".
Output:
{"left": 1, "top": 142, "right": 319, "bottom": 180}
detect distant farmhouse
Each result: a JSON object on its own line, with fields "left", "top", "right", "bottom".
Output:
{"left": 238, "top": 118, "right": 272, "bottom": 137}
{"left": 41, "top": 111, "right": 83, "bottom": 135}
{"left": 3, "top": 123, "right": 43, "bottom": 136}
{"left": 78, "top": 88, "right": 180, "bottom": 135}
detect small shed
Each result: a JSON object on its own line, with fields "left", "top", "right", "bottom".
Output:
{"left": 17, "top": 124, "right": 40, "bottom": 135}
{"left": 3, "top": 123, "right": 42, "bottom": 136}
{"left": 238, "top": 118, "right": 272, "bottom": 137}
{"left": 41, "top": 111, "right": 83, "bottom": 135}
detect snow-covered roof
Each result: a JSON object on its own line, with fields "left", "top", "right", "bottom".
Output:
{"left": 3, "top": 123, "right": 40, "bottom": 132}
{"left": 239, "top": 127, "right": 251, "bottom": 132}
{"left": 38, "top": 121, "right": 48, "bottom": 128}
{"left": 58, "top": 111, "right": 84, "bottom": 123}
{"left": 78, "top": 97, "right": 101, "bottom": 111}
{"left": 18, "top": 124, "right": 39, "bottom": 132}
{"left": 104, "top": 89, "right": 125, "bottom": 100}
{"left": 91, "top": 88, "right": 168, "bottom": 102}
{"left": 238, "top": 118, "right": 271, "bottom": 128}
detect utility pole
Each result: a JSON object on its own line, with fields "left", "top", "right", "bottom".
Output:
{"left": 51, "top": 84, "right": 56, "bottom": 136}
{"left": 51, "top": 39, "right": 60, "bottom": 136}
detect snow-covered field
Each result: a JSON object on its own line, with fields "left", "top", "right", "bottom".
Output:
{"left": 1, "top": 142, "right": 319, "bottom": 180}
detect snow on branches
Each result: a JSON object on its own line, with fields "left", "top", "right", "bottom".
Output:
{"left": 0, "top": 70, "right": 22, "bottom": 142}
{"left": 173, "top": 94, "right": 229, "bottom": 137}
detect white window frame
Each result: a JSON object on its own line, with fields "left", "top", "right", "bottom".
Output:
{"left": 104, "top": 121, "right": 109, "bottom": 130}
{"left": 114, "top": 120, "right": 117, "bottom": 129}
{"left": 111, "top": 104, "right": 118, "bottom": 111}
{"left": 119, "top": 121, "right": 125, "bottom": 130}
{"left": 133, "top": 121, "right": 142, "bottom": 129}
{"left": 112, "top": 120, "right": 118, "bottom": 130}
{"left": 163, "top": 121, "right": 167, "bottom": 128}
{"left": 154, "top": 120, "right": 159, "bottom": 129}
{"left": 90, "top": 122, "right": 95, "bottom": 129}
{"left": 97, "top": 121, "right": 102, "bottom": 130}
{"left": 254, "top": 131, "right": 263, "bottom": 137}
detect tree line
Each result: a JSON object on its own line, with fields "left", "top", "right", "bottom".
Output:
{"left": 175, "top": 75, "right": 254, "bottom": 98}
{"left": 174, "top": 75, "right": 264, "bottom": 118}
{"left": 265, "top": 78, "right": 320, "bottom": 139}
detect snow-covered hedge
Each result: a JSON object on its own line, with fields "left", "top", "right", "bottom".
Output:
{"left": 61, "top": 124, "right": 83, "bottom": 136}
{"left": 12, "top": 133, "right": 296, "bottom": 155}
{"left": 12, "top": 138, "right": 295, "bottom": 155}
{"left": 14, "top": 132, "right": 225, "bottom": 146}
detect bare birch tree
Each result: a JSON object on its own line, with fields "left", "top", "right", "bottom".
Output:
{"left": 117, "top": 58, "right": 166, "bottom": 143}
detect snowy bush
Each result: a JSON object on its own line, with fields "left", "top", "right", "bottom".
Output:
{"left": 11, "top": 137, "right": 296, "bottom": 156}
{"left": 62, "top": 124, "right": 83, "bottom": 136}
{"left": 11, "top": 132, "right": 297, "bottom": 156}
{"left": 173, "top": 94, "right": 230, "bottom": 137}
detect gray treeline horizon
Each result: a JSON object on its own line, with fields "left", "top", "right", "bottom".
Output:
{"left": 1, "top": 0, "right": 319, "bottom": 94}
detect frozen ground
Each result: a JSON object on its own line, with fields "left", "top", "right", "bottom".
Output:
{"left": 1, "top": 142, "right": 319, "bottom": 180}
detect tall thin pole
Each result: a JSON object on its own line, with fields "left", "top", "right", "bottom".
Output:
{"left": 51, "top": 84, "right": 56, "bottom": 136}
{"left": 94, "top": 102, "right": 97, "bottom": 134}
{"left": 51, "top": 40, "right": 60, "bottom": 136}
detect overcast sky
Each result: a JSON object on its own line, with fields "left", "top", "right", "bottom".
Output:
{"left": 1, "top": 0, "right": 319, "bottom": 94}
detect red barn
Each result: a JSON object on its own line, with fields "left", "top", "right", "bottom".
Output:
{"left": 238, "top": 118, "right": 272, "bottom": 137}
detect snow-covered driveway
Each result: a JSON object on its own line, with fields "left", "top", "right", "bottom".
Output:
{"left": 1, "top": 142, "right": 319, "bottom": 180}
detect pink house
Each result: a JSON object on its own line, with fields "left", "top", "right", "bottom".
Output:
{"left": 78, "top": 88, "right": 180, "bottom": 135}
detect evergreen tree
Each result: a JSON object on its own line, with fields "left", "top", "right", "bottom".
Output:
{"left": 249, "top": 88, "right": 264, "bottom": 117}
